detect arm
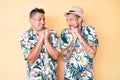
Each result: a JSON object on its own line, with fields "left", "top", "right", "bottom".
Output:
{"left": 26, "top": 30, "right": 44, "bottom": 64}
{"left": 44, "top": 29, "right": 59, "bottom": 60}
{"left": 60, "top": 28, "right": 77, "bottom": 60}
{"left": 61, "top": 40, "right": 76, "bottom": 60}
{"left": 26, "top": 38, "right": 44, "bottom": 64}
{"left": 45, "top": 39, "right": 59, "bottom": 60}
{"left": 77, "top": 34, "right": 97, "bottom": 58}
{"left": 73, "top": 26, "right": 97, "bottom": 59}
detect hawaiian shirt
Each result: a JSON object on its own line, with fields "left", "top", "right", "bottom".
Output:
{"left": 60, "top": 26, "right": 99, "bottom": 80}
{"left": 20, "top": 28, "right": 60, "bottom": 80}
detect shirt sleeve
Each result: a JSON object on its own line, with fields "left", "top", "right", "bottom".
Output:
{"left": 83, "top": 26, "right": 99, "bottom": 47}
{"left": 20, "top": 32, "right": 32, "bottom": 60}
{"left": 60, "top": 29, "right": 68, "bottom": 49}
{"left": 49, "top": 30, "right": 60, "bottom": 52}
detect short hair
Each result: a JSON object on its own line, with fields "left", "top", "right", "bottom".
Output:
{"left": 29, "top": 8, "right": 45, "bottom": 18}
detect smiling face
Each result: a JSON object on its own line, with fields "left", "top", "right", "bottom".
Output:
{"left": 29, "top": 12, "right": 45, "bottom": 32}
{"left": 65, "top": 13, "right": 82, "bottom": 29}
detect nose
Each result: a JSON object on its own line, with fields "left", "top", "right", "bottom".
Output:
{"left": 67, "top": 21, "right": 72, "bottom": 27}
{"left": 41, "top": 19, "right": 45, "bottom": 25}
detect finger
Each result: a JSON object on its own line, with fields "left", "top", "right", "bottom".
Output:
{"left": 46, "top": 29, "right": 50, "bottom": 33}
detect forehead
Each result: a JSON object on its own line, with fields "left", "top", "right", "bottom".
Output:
{"left": 32, "top": 12, "right": 45, "bottom": 18}
{"left": 66, "top": 13, "right": 77, "bottom": 18}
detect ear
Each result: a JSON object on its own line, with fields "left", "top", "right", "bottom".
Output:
{"left": 78, "top": 17, "right": 82, "bottom": 23}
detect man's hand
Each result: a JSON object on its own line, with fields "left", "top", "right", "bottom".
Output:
{"left": 70, "top": 27, "right": 78, "bottom": 40}
{"left": 44, "top": 29, "right": 51, "bottom": 40}
{"left": 71, "top": 27, "right": 81, "bottom": 38}
{"left": 38, "top": 30, "right": 45, "bottom": 41}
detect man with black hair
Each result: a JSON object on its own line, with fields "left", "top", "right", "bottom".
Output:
{"left": 20, "top": 8, "right": 60, "bottom": 80}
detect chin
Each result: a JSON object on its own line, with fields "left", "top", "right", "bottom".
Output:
{"left": 69, "top": 26, "right": 73, "bottom": 28}
{"left": 70, "top": 26, "right": 75, "bottom": 28}
{"left": 37, "top": 28, "right": 42, "bottom": 31}
{"left": 74, "top": 26, "right": 79, "bottom": 28}
{"left": 38, "top": 27, "right": 45, "bottom": 31}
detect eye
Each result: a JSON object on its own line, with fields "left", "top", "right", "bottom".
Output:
{"left": 43, "top": 18, "right": 45, "bottom": 21}
{"left": 38, "top": 18, "right": 41, "bottom": 21}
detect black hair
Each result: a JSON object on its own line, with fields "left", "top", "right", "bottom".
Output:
{"left": 29, "top": 8, "right": 45, "bottom": 18}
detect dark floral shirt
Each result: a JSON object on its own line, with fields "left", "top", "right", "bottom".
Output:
{"left": 60, "top": 26, "right": 99, "bottom": 80}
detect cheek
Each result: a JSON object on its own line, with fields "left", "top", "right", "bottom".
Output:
{"left": 72, "top": 21, "right": 77, "bottom": 25}
{"left": 68, "top": 20, "right": 74, "bottom": 24}
{"left": 74, "top": 20, "right": 79, "bottom": 24}
{"left": 35, "top": 22, "right": 40, "bottom": 26}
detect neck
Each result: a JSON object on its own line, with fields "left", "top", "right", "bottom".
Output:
{"left": 31, "top": 27, "right": 40, "bottom": 36}
{"left": 79, "top": 23, "right": 82, "bottom": 30}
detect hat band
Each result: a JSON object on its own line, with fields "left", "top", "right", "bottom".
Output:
{"left": 69, "top": 10, "right": 75, "bottom": 12}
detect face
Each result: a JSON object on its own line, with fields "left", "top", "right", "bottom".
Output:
{"left": 66, "top": 14, "right": 81, "bottom": 28}
{"left": 29, "top": 12, "right": 45, "bottom": 32}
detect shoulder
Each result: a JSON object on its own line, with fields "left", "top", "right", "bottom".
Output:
{"left": 82, "top": 25, "right": 97, "bottom": 35}
{"left": 47, "top": 28, "right": 59, "bottom": 38}
{"left": 61, "top": 28, "right": 70, "bottom": 34}
{"left": 47, "top": 28, "right": 58, "bottom": 36}
{"left": 82, "top": 25, "right": 95, "bottom": 31}
{"left": 20, "top": 28, "right": 32, "bottom": 40}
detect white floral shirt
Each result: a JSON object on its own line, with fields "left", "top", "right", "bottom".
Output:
{"left": 20, "top": 28, "right": 60, "bottom": 80}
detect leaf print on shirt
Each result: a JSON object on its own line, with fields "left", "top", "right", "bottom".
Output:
{"left": 60, "top": 26, "right": 99, "bottom": 80}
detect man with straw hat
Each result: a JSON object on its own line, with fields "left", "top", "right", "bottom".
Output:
{"left": 60, "top": 6, "right": 99, "bottom": 80}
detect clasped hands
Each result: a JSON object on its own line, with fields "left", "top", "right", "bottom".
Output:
{"left": 70, "top": 27, "right": 81, "bottom": 40}
{"left": 37, "top": 28, "right": 51, "bottom": 43}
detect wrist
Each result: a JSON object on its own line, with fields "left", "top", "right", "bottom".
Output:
{"left": 44, "top": 38, "right": 49, "bottom": 44}
{"left": 38, "top": 38, "right": 44, "bottom": 43}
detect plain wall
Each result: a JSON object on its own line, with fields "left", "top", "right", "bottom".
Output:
{"left": 0, "top": 0, "right": 120, "bottom": 80}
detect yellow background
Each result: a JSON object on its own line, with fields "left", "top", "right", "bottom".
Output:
{"left": 0, "top": 0, "right": 120, "bottom": 80}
